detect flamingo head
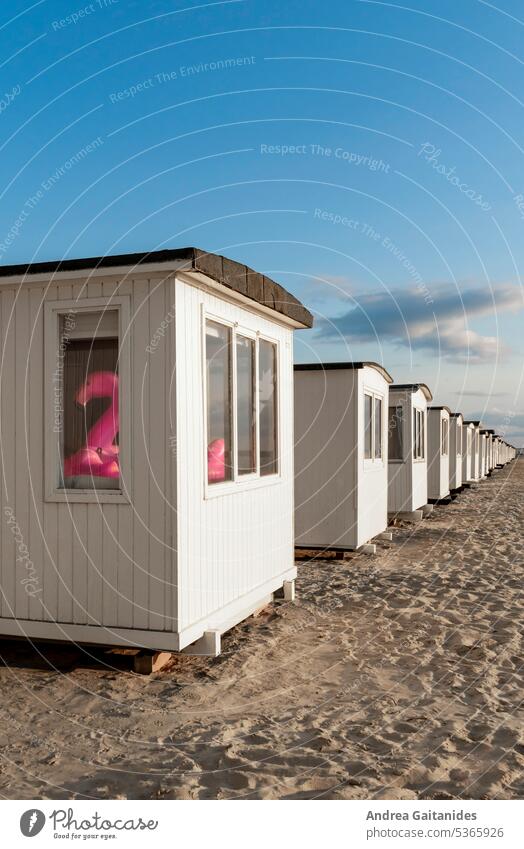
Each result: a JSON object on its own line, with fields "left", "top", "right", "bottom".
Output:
{"left": 76, "top": 370, "right": 118, "bottom": 406}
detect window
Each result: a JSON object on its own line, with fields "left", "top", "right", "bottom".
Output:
{"left": 364, "top": 391, "right": 383, "bottom": 463}
{"left": 374, "top": 397, "right": 382, "bottom": 459}
{"left": 205, "top": 318, "right": 278, "bottom": 486}
{"left": 457, "top": 424, "right": 463, "bottom": 456}
{"left": 206, "top": 321, "right": 233, "bottom": 483}
{"left": 236, "top": 335, "right": 256, "bottom": 475}
{"left": 413, "top": 408, "right": 425, "bottom": 460}
{"left": 59, "top": 310, "right": 120, "bottom": 491}
{"left": 259, "top": 338, "right": 278, "bottom": 476}
{"left": 441, "top": 418, "right": 449, "bottom": 455}
{"left": 467, "top": 429, "right": 472, "bottom": 454}
{"left": 388, "top": 405, "right": 403, "bottom": 460}
{"left": 364, "top": 394, "right": 372, "bottom": 459}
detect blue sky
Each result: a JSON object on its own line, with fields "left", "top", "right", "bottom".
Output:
{"left": 1, "top": 0, "right": 523, "bottom": 443}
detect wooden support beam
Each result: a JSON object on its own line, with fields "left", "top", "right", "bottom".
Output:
{"left": 133, "top": 651, "right": 173, "bottom": 675}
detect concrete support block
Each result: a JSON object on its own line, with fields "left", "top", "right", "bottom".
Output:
{"left": 377, "top": 531, "right": 393, "bottom": 541}
{"left": 282, "top": 579, "right": 296, "bottom": 602}
{"left": 389, "top": 510, "right": 423, "bottom": 522}
{"left": 422, "top": 504, "right": 434, "bottom": 516}
{"left": 361, "top": 543, "right": 377, "bottom": 555}
{"left": 182, "top": 630, "right": 221, "bottom": 657}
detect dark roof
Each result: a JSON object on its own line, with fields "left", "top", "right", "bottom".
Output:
{"left": 450, "top": 412, "right": 464, "bottom": 419}
{"left": 0, "top": 246, "right": 313, "bottom": 328}
{"left": 429, "top": 405, "right": 451, "bottom": 414}
{"left": 390, "top": 383, "right": 433, "bottom": 401}
{"left": 294, "top": 361, "right": 393, "bottom": 383}
{"left": 464, "top": 420, "right": 481, "bottom": 427}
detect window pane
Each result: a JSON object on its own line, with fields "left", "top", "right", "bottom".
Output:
{"left": 364, "top": 394, "right": 372, "bottom": 459}
{"left": 374, "top": 397, "right": 382, "bottom": 459}
{"left": 413, "top": 409, "right": 418, "bottom": 459}
{"left": 60, "top": 336, "right": 119, "bottom": 490}
{"left": 236, "top": 335, "right": 256, "bottom": 475}
{"left": 442, "top": 419, "right": 448, "bottom": 455}
{"left": 388, "top": 405, "right": 403, "bottom": 460}
{"left": 259, "top": 339, "right": 278, "bottom": 476}
{"left": 420, "top": 411, "right": 425, "bottom": 459}
{"left": 206, "top": 321, "right": 232, "bottom": 484}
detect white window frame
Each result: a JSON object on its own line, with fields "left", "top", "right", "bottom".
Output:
{"left": 202, "top": 311, "right": 281, "bottom": 497}
{"left": 44, "top": 296, "right": 131, "bottom": 503}
{"left": 413, "top": 406, "right": 425, "bottom": 461}
{"left": 363, "top": 388, "right": 384, "bottom": 467}
{"left": 387, "top": 402, "right": 404, "bottom": 463}
{"left": 441, "top": 417, "right": 449, "bottom": 456}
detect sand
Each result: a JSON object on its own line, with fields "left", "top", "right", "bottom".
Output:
{"left": 0, "top": 460, "right": 522, "bottom": 800}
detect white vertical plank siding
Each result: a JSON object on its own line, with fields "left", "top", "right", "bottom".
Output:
{"left": 449, "top": 416, "right": 463, "bottom": 490}
{"left": 175, "top": 277, "right": 295, "bottom": 638}
{"left": 0, "top": 288, "right": 16, "bottom": 620}
{"left": 388, "top": 388, "right": 428, "bottom": 513}
{"left": 0, "top": 272, "right": 176, "bottom": 636}
{"left": 294, "top": 369, "right": 358, "bottom": 549}
{"left": 357, "top": 368, "right": 389, "bottom": 547}
{"left": 387, "top": 392, "right": 412, "bottom": 514}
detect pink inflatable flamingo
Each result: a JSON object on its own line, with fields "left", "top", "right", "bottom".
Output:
{"left": 207, "top": 438, "right": 225, "bottom": 482}
{"left": 63, "top": 371, "right": 119, "bottom": 479}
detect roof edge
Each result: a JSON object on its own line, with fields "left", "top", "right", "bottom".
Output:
{"left": 0, "top": 246, "right": 314, "bottom": 329}
{"left": 391, "top": 383, "right": 433, "bottom": 401}
{"left": 294, "top": 361, "right": 393, "bottom": 383}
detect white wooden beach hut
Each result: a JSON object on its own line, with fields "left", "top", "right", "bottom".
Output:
{"left": 427, "top": 407, "right": 451, "bottom": 501}
{"left": 387, "top": 383, "right": 432, "bottom": 518}
{"left": 480, "top": 430, "right": 488, "bottom": 480}
{"left": 0, "top": 248, "right": 313, "bottom": 656}
{"left": 449, "top": 413, "right": 463, "bottom": 491}
{"left": 493, "top": 436, "right": 501, "bottom": 467}
{"left": 484, "top": 430, "right": 493, "bottom": 472}
{"left": 464, "top": 421, "right": 482, "bottom": 481}
{"left": 294, "top": 362, "right": 392, "bottom": 551}
{"left": 461, "top": 421, "right": 476, "bottom": 484}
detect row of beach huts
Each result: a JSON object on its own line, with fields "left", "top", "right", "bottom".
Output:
{"left": 295, "top": 365, "right": 516, "bottom": 554}
{"left": 0, "top": 248, "right": 516, "bottom": 661}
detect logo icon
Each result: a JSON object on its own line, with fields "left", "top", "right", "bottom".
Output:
{"left": 20, "top": 809, "right": 46, "bottom": 837}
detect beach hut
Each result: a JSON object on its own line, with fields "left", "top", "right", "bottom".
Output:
{"left": 485, "top": 430, "right": 494, "bottom": 473}
{"left": 387, "top": 383, "right": 432, "bottom": 518}
{"left": 294, "top": 362, "right": 392, "bottom": 551}
{"left": 479, "top": 431, "right": 487, "bottom": 479}
{"left": 493, "top": 436, "right": 501, "bottom": 467}
{"left": 427, "top": 407, "right": 451, "bottom": 501}
{"left": 461, "top": 421, "right": 476, "bottom": 484}
{"left": 0, "top": 248, "right": 313, "bottom": 657}
{"left": 464, "top": 421, "right": 482, "bottom": 481}
{"left": 449, "top": 413, "right": 463, "bottom": 491}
